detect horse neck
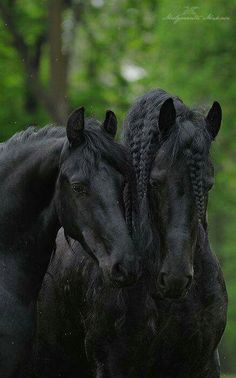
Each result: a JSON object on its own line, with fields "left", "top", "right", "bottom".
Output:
{"left": 0, "top": 136, "right": 64, "bottom": 302}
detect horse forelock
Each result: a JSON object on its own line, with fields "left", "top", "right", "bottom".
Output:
{"left": 161, "top": 114, "right": 211, "bottom": 223}
{"left": 62, "top": 119, "right": 134, "bottom": 184}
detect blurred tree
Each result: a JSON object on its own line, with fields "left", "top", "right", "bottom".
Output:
{"left": 0, "top": 0, "right": 82, "bottom": 124}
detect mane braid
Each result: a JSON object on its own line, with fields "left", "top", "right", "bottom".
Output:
{"left": 139, "top": 116, "right": 159, "bottom": 201}
{"left": 188, "top": 152, "right": 205, "bottom": 222}
{"left": 129, "top": 97, "right": 148, "bottom": 190}
{"left": 156, "top": 109, "right": 212, "bottom": 225}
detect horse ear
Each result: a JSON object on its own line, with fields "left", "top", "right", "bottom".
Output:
{"left": 158, "top": 98, "right": 176, "bottom": 139}
{"left": 206, "top": 101, "right": 222, "bottom": 140}
{"left": 102, "top": 110, "right": 117, "bottom": 138}
{"left": 66, "top": 107, "right": 85, "bottom": 146}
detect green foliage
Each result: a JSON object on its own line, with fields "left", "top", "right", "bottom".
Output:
{"left": 0, "top": 0, "right": 235, "bottom": 372}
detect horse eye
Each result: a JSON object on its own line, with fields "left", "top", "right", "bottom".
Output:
{"left": 71, "top": 183, "right": 88, "bottom": 196}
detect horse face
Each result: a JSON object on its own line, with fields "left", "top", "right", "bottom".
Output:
{"left": 150, "top": 154, "right": 197, "bottom": 298}
{"left": 55, "top": 108, "right": 139, "bottom": 287}
{"left": 150, "top": 99, "right": 221, "bottom": 299}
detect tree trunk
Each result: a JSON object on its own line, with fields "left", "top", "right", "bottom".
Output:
{"left": 48, "top": 0, "right": 69, "bottom": 125}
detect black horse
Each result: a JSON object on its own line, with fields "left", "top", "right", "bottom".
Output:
{"left": 122, "top": 89, "right": 228, "bottom": 376}
{"left": 0, "top": 107, "right": 138, "bottom": 377}
{"left": 37, "top": 89, "right": 227, "bottom": 377}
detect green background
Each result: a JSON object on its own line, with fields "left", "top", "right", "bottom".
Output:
{"left": 0, "top": 0, "right": 235, "bottom": 374}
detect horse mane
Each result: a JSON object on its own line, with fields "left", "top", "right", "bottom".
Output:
{"left": 73, "top": 118, "right": 133, "bottom": 181}
{"left": 123, "top": 88, "right": 212, "bottom": 247}
{"left": 1, "top": 119, "right": 133, "bottom": 181}
{"left": 0, "top": 125, "right": 65, "bottom": 152}
{"left": 159, "top": 110, "right": 212, "bottom": 223}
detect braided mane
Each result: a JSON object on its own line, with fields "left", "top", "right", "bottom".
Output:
{"left": 123, "top": 90, "right": 173, "bottom": 203}
{"left": 160, "top": 111, "right": 211, "bottom": 223}
{"left": 123, "top": 89, "right": 212, "bottom": 240}
{"left": 188, "top": 150, "right": 205, "bottom": 222}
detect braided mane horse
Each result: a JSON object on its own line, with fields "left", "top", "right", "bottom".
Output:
{"left": 122, "top": 89, "right": 228, "bottom": 376}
